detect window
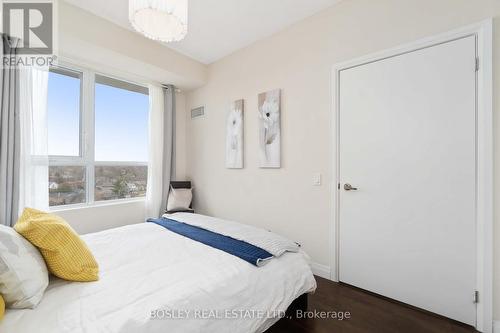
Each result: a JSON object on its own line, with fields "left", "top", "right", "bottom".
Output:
{"left": 48, "top": 66, "right": 149, "bottom": 208}
{"left": 49, "top": 166, "right": 86, "bottom": 206}
{"left": 47, "top": 68, "right": 82, "bottom": 156}
{"left": 47, "top": 68, "right": 86, "bottom": 207}
{"left": 94, "top": 75, "right": 149, "bottom": 201}
{"left": 95, "top": 75, "right": 149, "bottom": 162}
{"left": 94, "top": 166, "right": 147, "bottom": 201}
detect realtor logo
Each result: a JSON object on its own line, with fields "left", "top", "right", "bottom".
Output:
{"left": 3, "top": 1, "right": 53, "bottom": 54}
{"left": 1, "top": 0, "right": 57, "bottom": 67}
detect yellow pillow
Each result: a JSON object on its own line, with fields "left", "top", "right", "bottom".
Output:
{"left": 14, "top": 208, "right": 99, "bottom": 282}
{"left": 0, "top": 295, "right": 4, "bottom": 320}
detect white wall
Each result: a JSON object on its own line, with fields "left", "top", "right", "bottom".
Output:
{"left": 184, "top": 0, "right": 500, "bottom": 320}
{"left": 55, "top": 200, "right": 145, "bottom": 235}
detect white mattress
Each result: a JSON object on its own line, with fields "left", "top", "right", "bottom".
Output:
{"left": 1, "top": 221, "right": 316, "bottom": 333}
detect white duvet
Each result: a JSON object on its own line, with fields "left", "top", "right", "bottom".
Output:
{"left": 1, "top": 217, "right": 316, "bottom": 333}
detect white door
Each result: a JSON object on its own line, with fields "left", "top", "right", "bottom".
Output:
{"left": 338, "top": 36, "right": 477, "bottom": 325}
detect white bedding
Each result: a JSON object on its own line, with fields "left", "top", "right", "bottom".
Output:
{"left": 1, "top": 218, "right": 316, "bottom": 333}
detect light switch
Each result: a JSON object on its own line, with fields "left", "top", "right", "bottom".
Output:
{"left": 312, "top": 173, "right": 322, "bottom": 186}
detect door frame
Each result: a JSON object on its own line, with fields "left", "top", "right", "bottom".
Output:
{"left": 330, "top": 19, "right": 493, "bottom": 332}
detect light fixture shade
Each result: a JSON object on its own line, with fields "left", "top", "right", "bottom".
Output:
{"left": 129, "top": 0, "right": 188, "bottom": 42}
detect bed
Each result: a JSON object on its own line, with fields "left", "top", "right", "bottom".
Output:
{"left": 1, "top": 213, "right": 316, "bottom": 333}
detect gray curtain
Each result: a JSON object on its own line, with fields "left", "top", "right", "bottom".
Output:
{"left": 159, "top": 85, "right": 176, "bottom": 214}
{"left": 0, "top": 34, "right": 21, "bottom": 226}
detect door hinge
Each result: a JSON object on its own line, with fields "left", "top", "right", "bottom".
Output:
{"left": 475, "top": 57, "right": 479, "bottom": 72}
{"left": 473, "top": 290, "right": 479, "bottom": 304}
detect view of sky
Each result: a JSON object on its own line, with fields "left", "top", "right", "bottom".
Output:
{"left": 94, "top": 82, "right": 149, "bottom": 162}
{"left": 47, "top": 71, "right": 149, "bottom": 162}
{"left": 47, "top": 71, "right": 80, "bottom": 156}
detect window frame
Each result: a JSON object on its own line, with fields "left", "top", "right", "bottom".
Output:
{"left": 49, "top": 62, "right": 149, "bottom": 211}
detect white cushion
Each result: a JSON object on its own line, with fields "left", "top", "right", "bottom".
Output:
{"left": 0, "top": 225, "right": 49, "bottom": 309}
{"left": 167, "top": 187, "right": 193, "bottom": 211}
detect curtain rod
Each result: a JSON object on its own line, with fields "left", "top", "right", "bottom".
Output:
{"left": 162, "top": 85, "right": 182, "bottom": 93}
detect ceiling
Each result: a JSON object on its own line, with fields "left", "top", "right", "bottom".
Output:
{"left": 63, "top": 0, "right": 340, "bottom": 64}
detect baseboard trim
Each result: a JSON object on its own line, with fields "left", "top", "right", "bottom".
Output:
{"left": 310, "top": 262, "right": 331, "bottom": 279}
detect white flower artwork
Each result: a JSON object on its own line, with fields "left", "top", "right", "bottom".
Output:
{"left": 258, "top": 89, "right": 281, "bottom": 168}
{"left": 225, "top": 99, "right": 244, "bottom": 169}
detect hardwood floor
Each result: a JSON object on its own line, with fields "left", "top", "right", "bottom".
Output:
{"left": 268, "top": 276, "right": 477, "bottom": 333}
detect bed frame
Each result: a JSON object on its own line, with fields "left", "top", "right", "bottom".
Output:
{"left": 284, "top": 293, "right": 308, "bottom": 317}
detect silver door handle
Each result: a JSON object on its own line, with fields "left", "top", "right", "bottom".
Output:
{"left": 344, "top": 183, "right": 358, "bottom": 191}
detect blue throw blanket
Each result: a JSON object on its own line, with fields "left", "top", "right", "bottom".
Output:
{"left": 147, "top": 217, "right": 273, "bottom": 266}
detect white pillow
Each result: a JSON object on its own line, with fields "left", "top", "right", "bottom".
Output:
{"left": 0, "top": 225, "right": 49, "bottom": 309}
{"left": 167, "top": 187, "right": 193, "bottom": 212}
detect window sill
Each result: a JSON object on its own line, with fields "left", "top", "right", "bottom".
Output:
{"left": 49, "top": 198, "right": 145, "bottom": 212}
